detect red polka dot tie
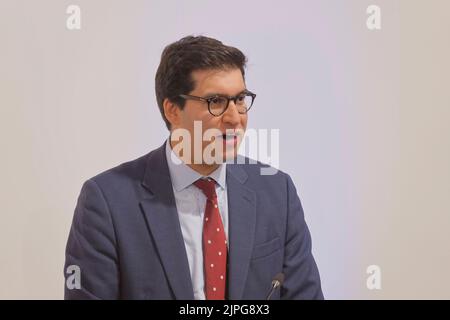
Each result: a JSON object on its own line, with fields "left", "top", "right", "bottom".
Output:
{"left": 194, "top": 178, "right": 227, "bottom": 300}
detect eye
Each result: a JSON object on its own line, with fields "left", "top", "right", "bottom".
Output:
{"left": 210, "top": 96, "right": 227, "bottom": 105}
{"left": 209, "top": 96, "right": 221, "bottom": 104}
{"left": 237, "top": 94, "right": 246, "bottom": 102}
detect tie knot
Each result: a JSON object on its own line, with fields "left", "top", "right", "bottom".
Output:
{"left": 193, "top": 178, "right": 217, "bottom": 200}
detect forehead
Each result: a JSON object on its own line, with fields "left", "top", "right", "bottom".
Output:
{"left": 190, "top": 68, "right": 246, "bottom": 95}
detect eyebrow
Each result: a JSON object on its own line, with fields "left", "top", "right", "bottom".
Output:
{"left": 202, "top": 89, "right": 247, "bottom": 98}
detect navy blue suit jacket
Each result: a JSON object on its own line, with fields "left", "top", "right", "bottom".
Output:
{"left": 64, "top": 142, "right": 323, "bottom": 299}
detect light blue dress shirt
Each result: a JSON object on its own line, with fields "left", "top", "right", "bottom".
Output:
{"left": 165, "top": 139, "right": 229, "bottom": 300}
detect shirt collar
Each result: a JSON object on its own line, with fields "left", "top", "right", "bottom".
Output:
{"left": 165, "top": 138, "right": 227, "bottom": 192}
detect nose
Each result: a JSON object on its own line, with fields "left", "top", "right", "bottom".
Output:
{"left": 221, "top": 100, "right": 242, "bottom": 126}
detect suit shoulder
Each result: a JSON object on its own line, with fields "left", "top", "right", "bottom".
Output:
{"left": 231, "top": 155, "right": 290, "bottom": 184}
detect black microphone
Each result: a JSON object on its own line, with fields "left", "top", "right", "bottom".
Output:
{"left": 266, "top": 273, "right": 285, "bottom": 300}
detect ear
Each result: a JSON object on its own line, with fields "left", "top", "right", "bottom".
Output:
{"left": 163, "top": 98, "right": 181, "bottom": 128}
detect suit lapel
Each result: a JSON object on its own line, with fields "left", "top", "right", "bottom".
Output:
{"left": 226, "top": 164, "right": 257, "bottom": 300}
{"left": 139, "top": 143, "right": 257, "bottom": 300}
{"left": 140, "top": 142, "right": 194, "bottom": 300}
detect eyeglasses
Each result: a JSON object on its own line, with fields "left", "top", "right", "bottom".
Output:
{"left": 178, "top": 90, "right": 256, "bottom": 116}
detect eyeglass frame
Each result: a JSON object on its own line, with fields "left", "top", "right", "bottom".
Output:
{"left": 177, "top": 90, "right": 256, "bottom": 116}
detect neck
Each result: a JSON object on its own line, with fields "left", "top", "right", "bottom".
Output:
{"left": 169, "top": 138, "right": 221, "bottom": 176}
{"left": 187, "top": 163, "right": 220, "bottom": 176}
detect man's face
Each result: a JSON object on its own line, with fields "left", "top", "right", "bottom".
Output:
{"left": 171, "top": 68, "right": 248, "bottom": 169}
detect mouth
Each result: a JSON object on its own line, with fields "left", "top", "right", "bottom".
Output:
{"left": 216, "top": 132, "right": 239, "bottom": 147}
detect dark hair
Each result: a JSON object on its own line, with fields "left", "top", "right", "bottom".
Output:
{"left": 155, "top": 35, "right": 248, "bottom": 130}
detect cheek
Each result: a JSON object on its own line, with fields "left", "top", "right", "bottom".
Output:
{"left": 183, "top": 105, "right": 210, "bottom": 123}
{"left": 200, "top": 114, "right": 220, "bottom": 128}
{"left": 180, "top": 107, "right": 204, "bottom": 129}
{"left": 180, "top": 107, "right": 195, "bottom": 123}
{"left": 241, "top": 115, "right": 248, "bottom": 128}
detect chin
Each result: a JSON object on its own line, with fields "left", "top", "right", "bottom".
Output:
{"left": 222, "top": 149, "right": 239, "bottom": 163}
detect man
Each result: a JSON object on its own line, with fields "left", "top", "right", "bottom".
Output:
{"left": 64, "top": 35, "right": 323, "bottom": 300}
